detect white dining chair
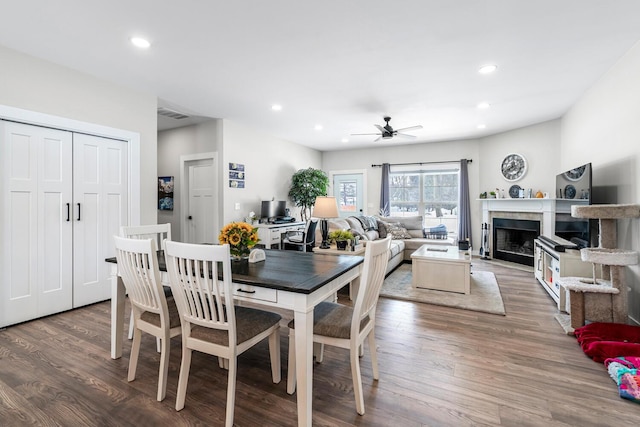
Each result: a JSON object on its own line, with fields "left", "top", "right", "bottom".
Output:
{"left": 113, "top": 236, "right": 181, "bottom": 402}
{"left": 121, "top": 224, "right": 172, "bottom": 345}
{"left": 164, "top": 240, "right": 282, "bottom": 427}
{"left": 287, "top": 236, "right": 391, "bottom": 415}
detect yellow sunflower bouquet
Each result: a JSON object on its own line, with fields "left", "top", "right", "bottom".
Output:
{"left": 218, "top": 221, "right": 260, "bottom": 259}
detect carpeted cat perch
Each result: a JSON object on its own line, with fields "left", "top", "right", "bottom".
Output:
{"left": 555, "top": 204, "right": 640, "bottom": 334}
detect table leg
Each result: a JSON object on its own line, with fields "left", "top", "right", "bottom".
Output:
{"left": 294, "top": 308, "right": 314, "bottom": 426}
{"left": 110, "top": 273, "right": 126, "bottom": 359}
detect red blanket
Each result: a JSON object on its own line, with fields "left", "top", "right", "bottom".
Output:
{"left": 574, "top": 322, "right": 640, "bottom": 363}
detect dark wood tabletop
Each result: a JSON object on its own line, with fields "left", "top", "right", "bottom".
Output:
{"left": 106, "top": 248, "right": 363, "bottom": 295}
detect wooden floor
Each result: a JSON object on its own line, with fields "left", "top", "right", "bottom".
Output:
{"left": 2, "top": 259, "right": 640, "bottom": 426}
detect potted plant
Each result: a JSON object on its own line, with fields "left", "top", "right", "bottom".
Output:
{"left": 489, "top": 191, "right": 496, "bottom": 198}
{"left": 328, "top": 230, "right": 354, "bottom": 250}
{"left": 288, "top": 168, "right": 329, "bottom": 221}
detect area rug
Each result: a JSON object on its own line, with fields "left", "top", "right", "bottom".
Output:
{"left": 380, "top": 264, "right": 506, "bottom": 315}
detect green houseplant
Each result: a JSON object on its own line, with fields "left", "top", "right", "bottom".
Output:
{"left": 328, "top": 230, "right": 354, "bottom": 250}
{"left": 288, "top": 167, "right": 329, "bottom": 221}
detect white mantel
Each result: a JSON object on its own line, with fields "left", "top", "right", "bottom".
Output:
{"left": 480, "top": 198, "right": 588, "bottom": 237}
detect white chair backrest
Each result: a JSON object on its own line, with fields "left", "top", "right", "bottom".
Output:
{"left": 352, "top": 236, "right": 391, "bottom": 331}
{"left": 164, "top": 241, "right": 237, "bottom": 346}
{"left": 121, "top": 224, "right": 172, "bottom": 249}
{"left": 114, "top": 236, "right": 168, "bottom": 318}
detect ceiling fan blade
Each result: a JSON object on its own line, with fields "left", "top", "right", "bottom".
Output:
{"left": 350, "top": 132, "right": 381, "bottom": 136}
{"left": 394, "top": 133, "right": 417, "bottom": 139}
{"left": 373, "top": 136, "right": 382, "bottom": 142}
{"left": 374, "top": 124, "right": 386, "bottom": 133}
{"left": 394, "top": 125, "right": 423, "bottom": 133}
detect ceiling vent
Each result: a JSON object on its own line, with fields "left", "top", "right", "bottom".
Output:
{"left": 157, "top": 107, "right": 189, "bottom": 120}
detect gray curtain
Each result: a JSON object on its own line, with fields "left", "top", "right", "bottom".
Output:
{"left": 458, "top": 159, "right": 472, "bottom": 246}
{"left": 379, "top": 163, "right": 390, "bottom": 216}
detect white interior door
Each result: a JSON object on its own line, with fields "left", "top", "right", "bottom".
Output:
{"left": 1, "top": 121, "right": 73, "bottom": 327}
{"left": 73, "top": 133, "right": 128, "bottom": 307}
{"left": 184, "top": 157, "right": 216, "bottom": 243}
{"left": 332, "top": 171, "right": 366, "bottom": 218}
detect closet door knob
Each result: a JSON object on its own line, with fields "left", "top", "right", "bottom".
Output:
{"left": 66, "top": 203, "right": 70, "bottom": 222}
{"left": 77, "top": 203, "right": 81, "bottom": 221}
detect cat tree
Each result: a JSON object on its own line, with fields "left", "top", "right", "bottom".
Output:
{"left": 555, "top": 204, "right": 640, "bottom": 334}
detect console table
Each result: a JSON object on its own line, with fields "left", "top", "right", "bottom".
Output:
{"left": 256, "top": 222, "right": 305, "bottom": 249}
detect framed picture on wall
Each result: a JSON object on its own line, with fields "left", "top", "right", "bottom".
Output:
{"left": 158, "top": 176, "right": 174, "bottom": 210}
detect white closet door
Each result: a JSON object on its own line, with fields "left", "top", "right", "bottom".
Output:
{"left": 73, "top": 133, "right": 128, "bottom": 307}
{"left": 0, "top": 121, "right": 73, "bottom": 327}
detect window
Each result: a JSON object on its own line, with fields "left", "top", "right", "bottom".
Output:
{"left": 389, "top": 165, "right": 459, "bottom": 230}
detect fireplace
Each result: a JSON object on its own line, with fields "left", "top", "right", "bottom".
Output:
{"left": 492, "top": 218, "right": 540, "bottom": 266}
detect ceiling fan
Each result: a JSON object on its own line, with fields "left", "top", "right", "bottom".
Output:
{"left": 351, "top": 116, "right": 423, "bottom": 142}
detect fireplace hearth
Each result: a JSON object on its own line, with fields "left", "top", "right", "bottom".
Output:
{"left": 492, "top": 218, "right": 540, "bottom": 266}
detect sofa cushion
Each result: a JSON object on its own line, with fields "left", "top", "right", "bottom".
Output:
{"left": 378, "top": 215, "right": 423, "bottom": 231}
{"left": 389, "top": 240, "right": 405, "bottom": 258}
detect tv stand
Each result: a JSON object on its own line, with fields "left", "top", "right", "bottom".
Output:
{"left": 533, "top": 238, "right": 592, "bottom": 307}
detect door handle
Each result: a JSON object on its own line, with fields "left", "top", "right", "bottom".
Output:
{"left": 188, "top": 215, "right": 192, "bottom": 220}
{"left": 77, "top": 203, "right": 81, "bottom": 221}
{"left": 66, "top": 203, "right": 70, "bottom": 222}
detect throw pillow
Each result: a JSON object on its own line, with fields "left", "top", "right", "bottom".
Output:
{"left": 376, "top": 220, "right": 388, "bottom": 238}
{"left": 384, "top": 222, "right": 412, "bottom": 239}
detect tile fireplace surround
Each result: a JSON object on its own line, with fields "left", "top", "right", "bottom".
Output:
{"left": 480, "top": 198, "right": 587, "bottom": 257}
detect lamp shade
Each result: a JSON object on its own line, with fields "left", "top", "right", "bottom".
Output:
{"left": 312, "top": 196, "right": 339, "bottom": 219}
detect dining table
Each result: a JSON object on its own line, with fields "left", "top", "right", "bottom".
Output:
{"left": 106, "top": 248, "right": 363, "bottom": 427}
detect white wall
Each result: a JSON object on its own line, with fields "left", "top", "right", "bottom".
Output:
{"left": 561, "top": 40, "right": 640, "bottom": 323}
{"left": 157, "top": 120, "right": 222, "bottom": 240}
{"left": 478, "top": 119, "right": 561, "bottom": 198}
{"left": 0, "top": 44, "right": 158, "bottom": 224}
{"left": 221, "top": 120, "right": 322, "bottom": 223}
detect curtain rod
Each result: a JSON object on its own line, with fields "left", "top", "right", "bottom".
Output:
{"left": 371, "top": 159, "right": 472, "bottom": 168}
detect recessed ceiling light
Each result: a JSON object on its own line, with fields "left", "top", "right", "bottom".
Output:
{"left": 341, "top": 138, "right": 349, "bottom": 143}
{"left": 477, "top": 124, "right": 487, "bottom": 129}
{"left": 271, "top": 104, "right": 282, "bottom": 111}
{"left": 130, "top": 37, "right": 151, "bottom": 49}
{"left": 314, "top": 125, "right": 323, "bottom": 131}
{"left": 477, "top": 102, "right": 491, "bottom": 109}
{"left": 478, "top": 64, "right": 497, "bottom": 74}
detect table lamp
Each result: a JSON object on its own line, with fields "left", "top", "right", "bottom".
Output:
{"left": 312, "top": 196, "right": 339, "bottom": 249}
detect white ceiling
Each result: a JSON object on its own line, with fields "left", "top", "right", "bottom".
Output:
{"left": 2, "top": 1, "right": 640, "bottom": 151}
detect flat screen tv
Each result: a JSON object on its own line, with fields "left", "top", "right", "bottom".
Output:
{"left": 554, "top": 162, "right": 593, "bottom": 248}
{"left": 261, "top": 200, "right": 286, "bottom": 220}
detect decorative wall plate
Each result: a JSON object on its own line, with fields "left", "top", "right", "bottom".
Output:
{"left": 564, "top": 165, "right": 587, "bottom": 181}
{"left": 564, "top": 184, "right": 577, "bottom": 199}
{"left": 509, "top": 184, "right": 522, "bottom": 198}
{"left": 501, "top": 153, "right": 527, "bottom": 182}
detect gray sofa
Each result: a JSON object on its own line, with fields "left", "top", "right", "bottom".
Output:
{"left": 320, "top": 215, "right": 456, "bottom": 275}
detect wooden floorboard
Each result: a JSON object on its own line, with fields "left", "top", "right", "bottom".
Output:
{"left": 1, "top": 258, "right": 639, "bottom": 426}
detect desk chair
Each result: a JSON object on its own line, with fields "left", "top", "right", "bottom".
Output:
{"left": 164, "top": 240, "right": 282, "bottom": 427}
{"left": 287, "top": 236, "right": 391, "bottom": 415}
{"left": 114, "top": 236, "right": 181, "bottom": 401}
{"left": 282, "top": 219, "right": 318, "bottom": 252}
